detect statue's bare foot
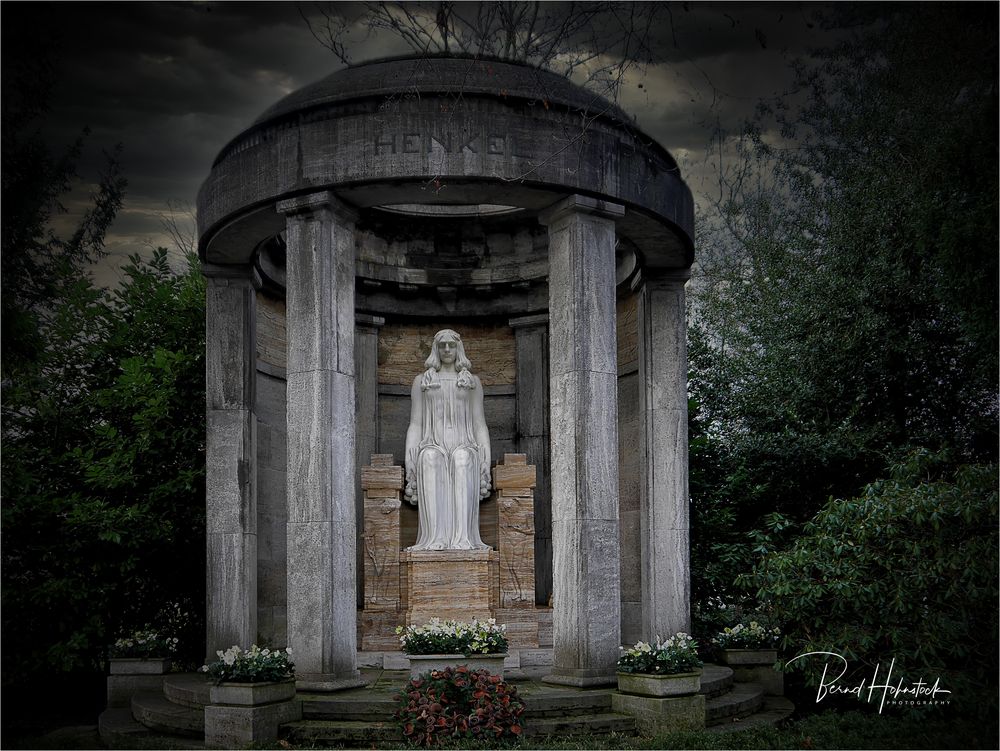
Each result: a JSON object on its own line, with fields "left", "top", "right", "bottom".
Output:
{"left": 429, "top": 542, "right": 446, "bottom": 550}
{"left": 454, "top": 541, "right": 472, "bottom": 550}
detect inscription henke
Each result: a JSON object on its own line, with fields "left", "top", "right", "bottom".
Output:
{"left": 374, "top": 130, "right": 533, "bottom": 160}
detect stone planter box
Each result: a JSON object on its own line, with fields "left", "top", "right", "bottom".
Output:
{"left": 209, "top": 678, "right": 296, "bottom": 706}
{"left": 719, "top": 648, "right": 784, "bottom": 695}
{"left": 407, "top": 653, "right": 507, "bottom": 678}
{"left": 616, "top": 669, "right": 702, "bottom": 698}
{"left": 719, "top": 648, "right": 778, "bottom": 666}
{"left": 109, "top": 657, "right": 171, "bottom": 675}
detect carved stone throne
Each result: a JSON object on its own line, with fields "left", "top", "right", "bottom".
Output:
{"left": 359, "top": 453, "right": 539, "bottom": 651}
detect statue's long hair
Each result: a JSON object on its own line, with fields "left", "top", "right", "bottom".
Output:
{"left": 424, "top": 329, "right": 473, "bottom": 371}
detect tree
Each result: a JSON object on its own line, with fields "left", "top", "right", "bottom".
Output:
{"left": 1, "top": 40, "right": 207, "bottom": 686}
{"left": 691, "top": 4, "right": 997, "bottom": 524}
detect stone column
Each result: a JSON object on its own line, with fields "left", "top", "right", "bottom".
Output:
{"left": 203, "top": 264, "right": 259, "bottom": 658}
{"left": 508, "top": 313, "right": 551, "bottom": 606}
{"left": 541, "top": 195, "right": 624, "bottom": 687}
{"left": 354, "top": 314, "right": 385, "bottom": 608}
{"left": 636, "top": 269, "right": 691, "bottom": 639}
{"left": 277, "top": 191, "right": 364, "bottom": 690}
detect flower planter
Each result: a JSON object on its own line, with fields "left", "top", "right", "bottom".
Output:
{"left": 407, "top": 653, "right": 507, "bottom": 678}
{"left": 616, "top": 669, "right": 703, "bottom": 697}
{"left": 109, "top": 657, "right": 172, "bottom": 675}
{"left": 209, "top": 678, "right": 297, "bottom": 706}
{"left": 718, "top": 648, "right": 778, "bottom": 666}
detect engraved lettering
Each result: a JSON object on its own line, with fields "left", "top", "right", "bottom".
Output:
{"left": 402, "top": 133, "right": 422, "bottom": 154}
{"left": 487, "top": 134, "right": 505, "bottom": 155}
{"left": 374, "top": 132, "right": 396, "bottom": 155}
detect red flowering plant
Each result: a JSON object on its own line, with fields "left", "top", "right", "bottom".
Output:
{"left": 394, "top": 666, "right": 526, "bottom": 747}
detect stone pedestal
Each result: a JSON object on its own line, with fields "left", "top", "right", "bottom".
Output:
{"left": 611, "top": 692, "right": 705, "bottom": 734}
{"left": 359, "top": 454, "right": 544, "bottom": 648}
{"left": 401, "top": 549, "right": 499, "bottom": 625}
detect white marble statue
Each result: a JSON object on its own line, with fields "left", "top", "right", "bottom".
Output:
{"left": 404, "top": 329, "right": 492, "bottom": 550}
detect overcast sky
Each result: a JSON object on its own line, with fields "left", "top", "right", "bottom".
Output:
{"left": 2, "top": 1, "right": 844, "bottom": 285}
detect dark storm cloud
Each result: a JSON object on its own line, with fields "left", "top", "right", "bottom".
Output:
{"left": 1, "top": 1, "right": 843, "bottom": 267}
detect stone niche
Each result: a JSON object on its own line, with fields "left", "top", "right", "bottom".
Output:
{"left": 359, "top": 453, "right": 541, "bottom": 651}
{"left": 249, "top": 291, "right": 643, "bottom": 651}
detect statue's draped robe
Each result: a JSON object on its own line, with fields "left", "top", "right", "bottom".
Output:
{"left": 409, "top": 370, "right": 489, "bottom": 550}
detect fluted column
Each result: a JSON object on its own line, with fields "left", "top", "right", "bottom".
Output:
{"left": 278, "top": 191, "right": 364, "bottom": 690}
{"left": 541, "top": 195, "right": 624, "bottom": 687}
{"left": 637, "top": 269, "right": 691, "bottom": 639}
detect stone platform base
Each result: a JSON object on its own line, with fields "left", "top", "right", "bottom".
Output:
{"left": 401, "top": 549, "right": 498, "bottom": 624}
{"left": 732, "top": 664, "right": 784, "bottom": 696}
{"left": 611, "top": 691, "right": 705, "bottom": 734}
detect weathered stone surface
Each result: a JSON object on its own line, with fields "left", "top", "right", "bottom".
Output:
{"left": 548, "top": 518, "right": 621, "bottom": 683}
{"left": 256, "top": 292, "right": 287, "bottom": 372}
{"left": 638, "top": 271, "right": 692, "bottom": 640}
{"left": 204, "top": 699, "right": 301, "bottom": 749}
{"left": 493, "top": 463, "right": 536, "bottom": 489}
{"left": 287, "top": 521, "right": 358, "bottom": 679}
{"left": 204, "top": 270, "right": 259, "bottom": 658}
{"left": 363, "top": 493, "right": 401, "bottom": 610}
{"left": 497, "top": 493, "right": 535, "bottom": 608}
{"left": 207, "top": 532, "right": 257, "bottom": 656}
{"left": 401, "top": 550, "right": 498, "bottom": 625}
{"left": 358, "top": 610, "right": 405, "bottom": 651}
{"left": 378, "top": 323, "right": 515, "bottom": 386}
{"left": 285, "top": 370, "right": 356, "bottom": 523}
{"left": 617, "top": 669, "right": 701, "bottom": 697}
{"left": 361, "top": 465, "right": 404, "bottom": 490}
{"left": 611, "top": 691, "right": 705, "bottom": 734}
{"left": 210, "top": 679, "right": 296, "bottom": 706}
{"left": 543, "top": 196, "right": 622, "bottom": 686}
{"left": 617, "top": 294, "right": 639, "bottom": 372}
{"left": 493, "top": 608, "right": 540, "bottom": 648}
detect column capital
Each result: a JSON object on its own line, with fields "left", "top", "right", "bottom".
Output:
{"left": 538, "top": 194, "right": 625, "bottom": 227}
{"left": 202, "top": 263, "right": 262, "bottom": 290}
{"left": 276, "top": 190, "right": 358, "bottom": 223}
{"left": 508, "top": 313, "right": 549, "bottom": 329}
{"left": 630, "top": 267, "right": 692, "bottom": 292}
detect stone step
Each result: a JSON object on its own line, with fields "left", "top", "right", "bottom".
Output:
{"left": 131, "top": 691, "right": 205, "bottom": 737}
{"left": 699, "top": 663, "right": 735, "bottom": 699}
{"left": 164, "top": 673, "right": 211, "bottom": 709}
{"left": 524, "top": 711, "right": 636, "bottom": 738}
{"left": 300, "top": 691, "right": 398, "bottom": 721}
{"left": 521, "top": 689, "right": 613, "bottom": 717}
{"left": 99, "top": 707, "right": 150, "bottom": 742}
{"left": 705, "top": 681, "right": 764, "bottom": 725}
{"left": 283, "top": 719, "right": 404, "bottom": 745}
{"left": 706, "top": 695, "right": 795, "bottom": 733}
{"left": 99, "top": 707, "right": 206, "bottom": 750}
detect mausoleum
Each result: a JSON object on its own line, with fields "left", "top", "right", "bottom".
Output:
{"left": 197, "top": 55, "right": 694, "bottom": 690}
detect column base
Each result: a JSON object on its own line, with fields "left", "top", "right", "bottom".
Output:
{"left": 295, "top": 673, "right": 368, "bottom": 692}
{"left": 542, "top": 668, "right": 618, "bottom": 688}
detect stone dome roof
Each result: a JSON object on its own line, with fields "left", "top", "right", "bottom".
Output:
{"left": 253, "top": 54, "right": 634, "bottom": 129}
